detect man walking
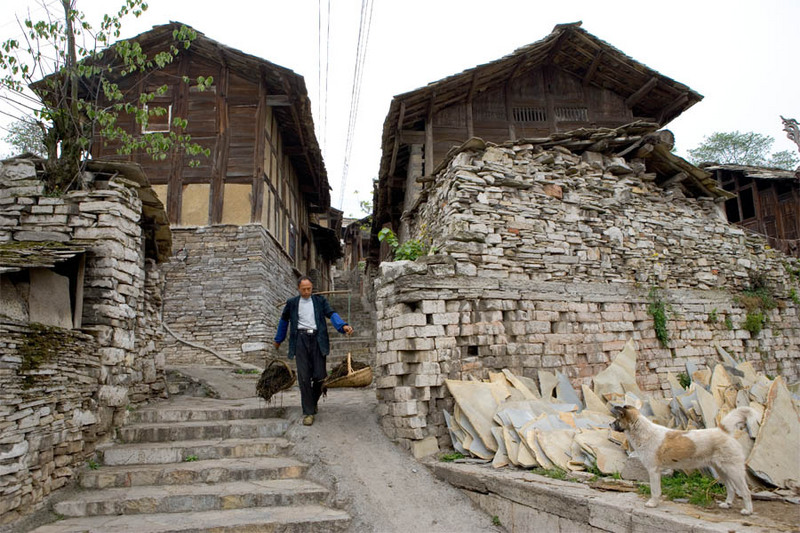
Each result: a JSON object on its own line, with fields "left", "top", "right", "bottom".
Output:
{"left": 274, "top": 276, "right": 353, "bottom": 425}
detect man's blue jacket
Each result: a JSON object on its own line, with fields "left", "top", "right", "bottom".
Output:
{"left": 274, "top": 294, "right": 348, "bottom": 359}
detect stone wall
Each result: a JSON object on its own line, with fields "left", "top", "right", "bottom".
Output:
{"left": 0, "top": 158, "right": 168, "bottom": 522}
{"left": 0, "top": 324, "right": 101, "bottom": 522}
{"left": 160, "top": 225, "right": 297, "bottom": 366}
{"left": 374, "top": 142, "right": 800, "bottom": 451}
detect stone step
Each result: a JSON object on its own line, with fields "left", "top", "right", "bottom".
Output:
{"left": 80, "top": 456, "right": 308, "bottom": 489}
{"left": 117, "top": 418, "right": 289, "bottom": 443}
{"left": 27, "top": 504, "right": 351, "bottom": 532}
{"left": 99, "top": 437, "right": 293, "bottom": 466}
{"left": 54, "top": 479, "right": 329, "bottom": 517}
{"left": 128, "top": 404, "right": 284, "bottom": 424}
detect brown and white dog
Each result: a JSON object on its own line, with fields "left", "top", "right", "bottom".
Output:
{"left": 610, "top": 404, "right": 760, "bottom": 515}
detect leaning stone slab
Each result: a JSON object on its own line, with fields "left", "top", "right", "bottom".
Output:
{"left": 747, "top": 376, "right": 800, "bottom": 488}
{"left": 28, "top": 268, "right": 72, "bottom": 328}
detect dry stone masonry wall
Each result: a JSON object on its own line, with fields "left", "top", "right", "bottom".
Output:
{"left": 0, "top": 325, "right": 100, "bottom": 520}
{"left": 160, "top": 225, "right": 297, "bottom": 366}
{"left": 0, "top": 158, "right": 167, "bottom": 522}
{"left": 374, "top": 141, "right": 800, "bottom": 452}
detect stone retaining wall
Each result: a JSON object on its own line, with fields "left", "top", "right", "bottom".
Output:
{"left": 0, "top": 325, "right": 101, "bottom": 521}
{"left": 159, "top": 225, "right": 297, "bottom": 366}
{"left": 374, "top": 143, "right": 800, "bottom": 451}
{"left": 0, "top": 158, "right": 168, "bottom": 522}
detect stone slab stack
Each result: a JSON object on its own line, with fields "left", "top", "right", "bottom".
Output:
{"left": 374, "top": 141, "right": 800, "bottom": 452}
{"left": 0, "top": 158, "right": 168, "bottom": 523}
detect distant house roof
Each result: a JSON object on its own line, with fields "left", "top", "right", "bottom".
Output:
{"left": 378, "top": 21, "right": 703, "bottom": 183}
{"left": 701, "top": 163, "right": 800, "bottom": 182}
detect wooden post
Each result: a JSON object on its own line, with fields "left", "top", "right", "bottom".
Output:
{"left": 388, "top": 101, "right": 405, "bottom": 177}
{"left": 168, "top": 53, "right": 191, "bottom": 225}
{"left": 210, "top": 62, "right": 230, "bottom": 225}
{"left": 252, "top": 71, "right": 267, "bottom": 223}
{"left": 424, "top": 99, "right": 434, "bottom": 177}
{"left": 466, "top": 72, "right": 477, "bottom": 139}
{"left": 505, "top": 82, "right": 516, "bottom": 140}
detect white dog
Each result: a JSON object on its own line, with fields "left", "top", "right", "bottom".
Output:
{"left": 610, "top": 404, "right": 760, "bottom": 515}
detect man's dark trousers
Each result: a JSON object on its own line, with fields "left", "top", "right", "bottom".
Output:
{"left": 295, "top": 330, "right": 326, "bottom": 416}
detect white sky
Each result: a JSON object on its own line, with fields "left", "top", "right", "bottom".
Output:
{"left": 1, "top": 0, "right": 798, "bottom": 217}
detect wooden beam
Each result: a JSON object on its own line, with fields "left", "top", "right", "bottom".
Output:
{"left": 168, "top": 52, "right": 192, "bottom": 225}
{"left": 424, "top": 97, "right": 434, "bottom": 177}
{"left": 265, "top": 95, "right": 291, "bottom": 106}
{"left": 466, "top": 71, "right": 479, "bottom": 102}
{"left": 625, "top": 77, "right": 658, "bottom": 108}
{"left": 657, "top": 93, "right": 689, "bottom": 125}
{"left": 400, "top": 130, "right": 425, "bottom": 144}
{"left": 661, "top": 171, "right": 687, "bottom": 189}
{"left": 284, "top": 146, "right": 306, "bottom": 156}
{"left": 279, "top": 74, "right": 320, "bottom": 200}
{"left": 507, "top": 56, "right": 527, "bottom": 82}
{"left": 209, "top": 63, "right": 230, "bottom": 225}
{"left": 466, "top": 99, "right": 474, "bottom": 139}
{"left": 582, "top": 50, "right": 603, "bottom": 85}
{"left": 388, "top": 101, "right": 406, "bottom": 176}
{"left": 252, "top": 71, "right": 268, "bottom": 223}
{"left": 505, "top": 82, "right": 516, "bottom": 140}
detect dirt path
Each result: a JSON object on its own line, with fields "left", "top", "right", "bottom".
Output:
{"left": 179, "top": 367, "right": 504, "bottom": 533}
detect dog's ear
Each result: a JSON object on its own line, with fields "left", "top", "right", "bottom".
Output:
{"left": 609, "top": 404, "right": 623, "bottom": 417}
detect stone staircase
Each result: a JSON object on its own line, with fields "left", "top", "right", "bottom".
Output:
{"left": 326, "top": 269, "right": 376, "bottom": 372}
{"left": 28, "top": 397, "right": 350, "bottom": 532}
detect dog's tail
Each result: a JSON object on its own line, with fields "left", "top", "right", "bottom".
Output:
{"left": 719, "top": 406, "right": 761, "bottom": 436}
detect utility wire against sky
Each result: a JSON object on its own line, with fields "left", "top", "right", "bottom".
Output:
{"left": 316, "top": 0, "right": 330, "bottom": 154}
{"left": 337, "top": 0, "right": 373, "bottom": 210}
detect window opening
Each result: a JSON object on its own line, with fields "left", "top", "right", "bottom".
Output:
{"left": 554, "top": 106, "right": 588, "bottom": 122}
{"left": 142, "top": 103, "right": 172, "bottom": 133}
{"left": 512, "top": 106, "right": 546, "bottom": 123}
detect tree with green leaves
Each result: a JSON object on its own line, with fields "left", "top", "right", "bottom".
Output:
{"left": 0, "top": 0, "right": 211, "bottom": 192}
{"left": 687, "top": 131, "right": 799, "bottom": 170}
{"left": 3, "top": 118, "right": 47, "bottom": 156}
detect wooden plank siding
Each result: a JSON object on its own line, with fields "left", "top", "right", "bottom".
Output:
{"left": 88, "top": 54, "right": 315, "bottom": 262}
{"left": 425, "top": 65, "right": 637, "bottom": 171}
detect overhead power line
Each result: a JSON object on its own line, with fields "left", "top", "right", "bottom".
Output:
{"left": 337, "top": 0, "right": 373, "bottom": 210}
{"left": 316, "top": 0, "right": 331, "bottom": 153}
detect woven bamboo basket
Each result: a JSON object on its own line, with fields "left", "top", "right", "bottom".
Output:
{"left": 324, "top": 352, "right": 372, "bottom": 388}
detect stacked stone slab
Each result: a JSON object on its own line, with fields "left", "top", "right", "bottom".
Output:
{"left": 160, "top": 225, "right": 297, "bottom": 366}
{"left": 0, "top": 158, "right": 167, "bottom": 523}
{"left": 374, "top": 138, "right": 800, "bottom": 451}
{"left": 0, "top": 325, "right": 99, "bottom": 520}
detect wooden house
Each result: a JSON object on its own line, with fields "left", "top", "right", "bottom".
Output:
{"left": 76, "top": 22, "right": 339, "bottom": 363}
{"left": 88, "top": 22, "right": 339, "bottom": 284}
{"left": 704, "top": 164, "right": 800, "bottom": 257}
{"left": 370, "top": 22, "right": 704, "bottom": 263}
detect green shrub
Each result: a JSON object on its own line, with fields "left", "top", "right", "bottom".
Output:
{"left": 439, "top": 452, "right": 464, "bottom": 462}
{"left": 647, "top": 287, "right": 669, "bottom": 348}
{"left": 743, "top": 312, "right": 766, "bottom": 336}
{"left": 378, "top": 227, "right": 430, "bottom": 261}
{"left": 724, "top": 315, "right": 734, "bottom": 330}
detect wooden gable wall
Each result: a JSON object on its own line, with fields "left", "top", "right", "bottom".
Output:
{"left": 90, "top": 53, "right": 310, "bottom": 266}
{"left": 426, "top": 66, "right": 634, "bottom": 172}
